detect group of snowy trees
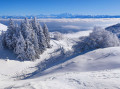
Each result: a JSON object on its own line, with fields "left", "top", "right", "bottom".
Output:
{"left": 1, "top": 18, "right": 51, "bottom": 61}
{"left": 74, "top": 27, "right": 120, "bottom": 52}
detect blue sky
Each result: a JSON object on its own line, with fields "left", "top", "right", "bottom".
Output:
{"left": 0, "top": 0, "right": 120, "bottom": 15}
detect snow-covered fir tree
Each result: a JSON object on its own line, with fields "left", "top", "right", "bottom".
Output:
{"left": 5, "top": 19, "right": 16, "bottom": 49}
{"left": 25, "top": 38, "right": 36, "bottom": 61}
{"left": 12, "top": 24, "right": 19, "bottom": 48}
{"left": 0, "top": 31, "right": 5, "bottom": 49}
{"left": 14, "top": 31, "right": 26, "bottom": 60}
{"left": 20, "top": 18, "right": 33, "bottom": 39}
{"left": 33, "top": 33, "right": 40, "bottom": 58}
{"left": 1, "top": 17, "right": 51, "bottom": 61}
{"left": 43, "top": 23, "right": 51, "bottom": 48}
{"left": 32, "top": 17, "right": 47, "bottom": 53}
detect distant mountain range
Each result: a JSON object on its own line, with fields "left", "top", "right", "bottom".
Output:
{"left": 1, "top": 13, "right": 120, "bottom": 19}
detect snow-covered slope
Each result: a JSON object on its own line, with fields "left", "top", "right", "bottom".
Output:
{"left": 39, "top": 47, "right": 120, "bottom": 75}
{"left": 0, "top": 30, "right": 91, "bottom": 79}
{"left": 0, "top": 22, "right": 120, "bottom": 89}
{"left": 0, "top": 23, "right": 7, "bottom": 34}
{"left": 1, "top": 47, "right": 120, "bottom": 89}
{"left": 6, "top": 69, "right": 120, "bottom": 89}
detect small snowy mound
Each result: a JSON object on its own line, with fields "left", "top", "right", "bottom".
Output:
{"left": 0, "top": 23, "right": 7, "bottom": 34}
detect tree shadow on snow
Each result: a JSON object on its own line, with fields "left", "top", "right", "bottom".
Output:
{"left": 0, "top": 48, "right": 17, "bottom": 60}
{"left": 22, "top": 49, "right": 95, "bottom": 80}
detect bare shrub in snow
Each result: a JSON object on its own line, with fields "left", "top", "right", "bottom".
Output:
{"left": 74, "top": 27, "right": 120, "bottom": 52}
{"left": 53, "top": 31, "right": 63, "bottom": 40}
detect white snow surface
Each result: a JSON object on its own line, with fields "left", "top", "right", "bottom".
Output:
{"left": 0, "top": 22, "right": 120, "bottom": 89}
{"left": 1, "top": 47, "right": 120, "bottom": 89}
{"left": 0, "top": 23, "right": 7, "bottom": 34}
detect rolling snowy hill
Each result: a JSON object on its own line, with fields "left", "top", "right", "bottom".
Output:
{"left": 1, "top": 47, "right": 120, "bottom": 89}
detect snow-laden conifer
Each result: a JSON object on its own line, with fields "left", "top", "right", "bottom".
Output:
{"left": 43, "top": 23, "right": 51, "bottom": 48}
{"left": 5, "top": 19, "right": 15, "bottom": 49}
{"left": 25, "top": 38, "right": 36, "bottom": 61}
{"left": 32, "top": 17, "right": 47, "bottom": 53}
{"left": 14, "top": 31, "right": 26, "bottom": 60}
{"left": 1, "top": 18, "right": 51, "bottom": 61}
